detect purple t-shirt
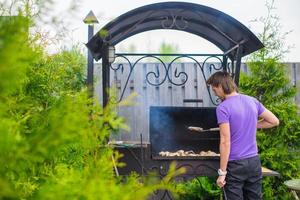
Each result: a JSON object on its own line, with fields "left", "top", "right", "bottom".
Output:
{"left": 216, "top": 94, "right": 265, "bottom": 161}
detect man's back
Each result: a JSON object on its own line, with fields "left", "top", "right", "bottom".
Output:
{"left": 216, "top": 94, "right": 265, "bottom": 160}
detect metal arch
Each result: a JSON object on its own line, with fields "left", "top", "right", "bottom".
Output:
{"left": 194, "top": 11, "right": 238, "bottom": 46}
{"left": 106, "top": 10, "right": 157, "bottom": 43}
{"left": 86, "top": 2, "right": 264, "bottom": 61}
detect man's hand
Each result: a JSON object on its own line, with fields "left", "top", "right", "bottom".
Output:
{"left": 216, "top": 175, "right": 226, "bottom": 188}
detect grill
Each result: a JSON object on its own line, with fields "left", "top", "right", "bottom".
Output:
{"left": 150, "top": 106, "right": 220, "bottom": 160}
{"left": 115, "top": 106, "right": 221, "bottom": 178}
{"left": 114, "top": 106, "right": 220, "bottom": 199}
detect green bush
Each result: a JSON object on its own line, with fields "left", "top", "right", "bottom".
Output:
{"left": 239, "top": 1, "right": 300, "bottom": 199}
{"left": 240, "top": 59, "right": 300, "bottom": 199}
{"left": 0, "top": 1, "right": 182, "bottom": 199}
{"left": 175, "top": 177, "right": 222, "bottom": 200}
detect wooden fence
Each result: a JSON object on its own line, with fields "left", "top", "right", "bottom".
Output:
{"left": 94, "top": 62, "right": 300, "bottom": 142}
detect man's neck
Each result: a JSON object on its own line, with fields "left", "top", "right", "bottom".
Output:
{"left": 224, "top": 91, "right": 238, "bottom": 99}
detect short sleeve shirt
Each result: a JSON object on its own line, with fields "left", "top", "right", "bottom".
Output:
{"left": 216, "top": 94, "right": 265, "bottom": 160}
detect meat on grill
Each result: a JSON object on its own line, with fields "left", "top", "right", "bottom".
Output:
{"left": 159, "top": 150, "right": 220, "bottom": 157}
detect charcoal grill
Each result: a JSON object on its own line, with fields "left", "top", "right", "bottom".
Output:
{"left": 114, "top": 106, "right": 220, "bottom": 200}
{"left": 115, "top": 106, "right": 220, "bottom": 178}
{"left": 150, "top": 106, "right": 220, "bottom": 160}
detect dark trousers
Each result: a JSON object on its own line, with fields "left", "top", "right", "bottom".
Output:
{"left": 224, "top": 155, "right": 262, "bottom": 200}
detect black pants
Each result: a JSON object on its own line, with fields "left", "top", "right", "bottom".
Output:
{"left": 224, "top": 155, "right": 262, "bottom": 200}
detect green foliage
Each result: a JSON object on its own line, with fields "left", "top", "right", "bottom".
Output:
{"left": 0, "top": 13, "right": 36, "bottom": 199}
{"left": 25, "top": 48, "right": 86, "bottom": 107}
{"left": 0, "top": 15, "right": 33, "bottom": 96}
{"left": 240, "top": 1, "right": 300, "bottom": 199}
{"left": 175, "top": 177, "right": 222, "bottom": 200}
{"left": 158, "top": 41, "right": 180, "bottom": 63}
{"left": 0, "top": 2, "right": 183, "bottom": 200}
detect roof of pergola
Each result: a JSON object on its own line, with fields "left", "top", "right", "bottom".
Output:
{"left": 86, "top": 2, "right": 264, "bottom": 61}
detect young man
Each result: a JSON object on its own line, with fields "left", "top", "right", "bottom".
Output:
{"left": 206, "top": 71, "right": 279, "bottom": 200}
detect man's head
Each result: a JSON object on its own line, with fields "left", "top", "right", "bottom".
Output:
{"left": 206, "top": 71, "right": 237, "bottom": 99}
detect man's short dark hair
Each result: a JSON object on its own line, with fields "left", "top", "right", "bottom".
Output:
{"left": 206, "top": 71, "right": 237, "bottom": 94}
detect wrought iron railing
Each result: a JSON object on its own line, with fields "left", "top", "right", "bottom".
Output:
{"left": 109, "top": 53, "right": 233, "bottom": 105}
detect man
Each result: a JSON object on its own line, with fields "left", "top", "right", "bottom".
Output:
{"left": 206, "top": 71, "right": 279, "bottom": 200}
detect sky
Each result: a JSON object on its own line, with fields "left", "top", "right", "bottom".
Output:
{"left": 46, "top": 0, "right": 300, "bottom": 62}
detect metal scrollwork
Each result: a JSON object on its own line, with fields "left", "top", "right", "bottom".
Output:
{"left": 111, "top": 55, "right": 169, "bottom": 101}
{"left": 176, "top": 16, "right": 188, "bottom": 29}
{"left": 111, "top": 63, "right": 124, "bottom": 73}
{"left": 110, "top": 53, "right": 226, "bottom": 105}
{"left": 161, "top": 15, "right": 173, "bottom": 29}
{"left": 161, "top": 10, "right": 188, "bottom": 30}
{"left": 145, "top": 58, "right": 168, "bottom": 86}
{"left": 166, "top": 61, "right": 188, "bottom": 86}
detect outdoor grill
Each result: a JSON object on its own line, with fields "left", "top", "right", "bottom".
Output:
{"left": 115, "top": 106, "right": 221, "bottom": 179}
{"left": 113, "top": 106, "right": 221, "bottom": 199}
{"left": 150, "top": 106, "right": 220, "bottom": 160}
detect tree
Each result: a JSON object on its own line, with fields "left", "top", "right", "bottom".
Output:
{"left": 239, "top": 1, "right": 300, "bottom": 199}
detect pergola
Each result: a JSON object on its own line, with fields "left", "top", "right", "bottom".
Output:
{"left": 84, "top": 3, "right": 278, "bottom": 200}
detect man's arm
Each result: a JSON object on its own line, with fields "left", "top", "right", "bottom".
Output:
{"left": 216, "top": 122, "right": 230, "bottom": 187}
{"left": 257, "top": 109, "right": 280, "bottom": 129}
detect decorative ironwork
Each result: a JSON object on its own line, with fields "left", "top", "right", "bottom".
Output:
{"left": 110, "top": 53, "right": 229, "bottom": 105}
{"left": 161, "top": 10, "right": 189, "bottom": 30}
{"left": 102, "top": 10, "right": 190, "bottom": 45}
